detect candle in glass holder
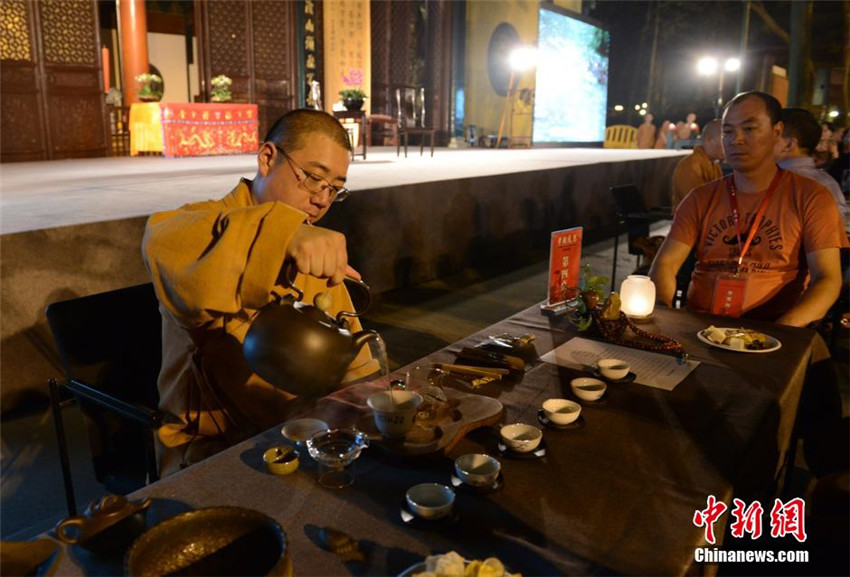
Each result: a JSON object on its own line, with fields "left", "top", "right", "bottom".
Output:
{"left": 620, "top": 275, "right": 656, "bottom": 319}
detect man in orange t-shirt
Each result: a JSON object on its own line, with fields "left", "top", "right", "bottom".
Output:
{"left": 650, "top": 92, "right": 845, "bottom": 326}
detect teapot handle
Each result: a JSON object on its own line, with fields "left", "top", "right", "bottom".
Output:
{"left": 337, "top": 276, "right": 372, "bottom": 322}
{"left": 281, "top": 260, "right": 372, "bottom": 320}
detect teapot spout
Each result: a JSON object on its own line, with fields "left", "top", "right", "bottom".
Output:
{"left": 352, "top": 330, "right": 381, "bottom": 354}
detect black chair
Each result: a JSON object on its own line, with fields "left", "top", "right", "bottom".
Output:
{"left": 609, "top": 184, "right": 672, "bottom": 291}
{"left": 46, "top": 283, "right": 166, "bottom": 516}
{"left": 395, "top": 86, "right": 436, "bottom": 157}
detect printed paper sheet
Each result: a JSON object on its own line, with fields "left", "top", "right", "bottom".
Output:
{"left": 540, "top": 337, "right": 699, "bottom": 391}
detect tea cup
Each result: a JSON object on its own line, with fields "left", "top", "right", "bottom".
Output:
{"left": 499, "top": 423, "right": 543, "bottom": 453}
{"left": 367, "top": 390, "right": 423, "bottom": 437}
{"left": 570, "top": 377, "right": 607, "bottom": 401}
{"left": 405, "top": 483, "right": 455, "bottom": 520}
{"left": 454, "top": 454, "right": 501, "bottom": 487}
{"left": 541, "top": 398, "right": 581, "bottom": 425}
{"left": 596, "top": 358, "right": 630, "bottom": 381}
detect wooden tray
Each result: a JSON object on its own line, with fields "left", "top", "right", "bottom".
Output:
{"left": 355, "top": 388, "right": 503, "bottom": 456}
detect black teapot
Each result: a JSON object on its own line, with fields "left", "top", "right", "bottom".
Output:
{"left": 242, "top": 275, "right": 379, "bottom": 398}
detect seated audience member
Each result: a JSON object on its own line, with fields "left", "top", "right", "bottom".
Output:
{"left": 650, "top": 91, "right": 846, "bottom": 327}
{"left": 815, "top": 122, "right": 839, "bottom": 168}
{"left": 636, "top": 113, "right": 657, "bottom": 149}
{"left": 827, "top": 126, "right": 850, "bottom": 197}
{"left": 654, "top": 120, "right": 673, "bottom": 149}
{"left": 143, "top": 109, "right": 378, "bottom": 475}
{"left": 675, "top": 112, "right": 700, "bottom": 141}
{"left": 671, "top": 119, "right": 724, "bottom": 211}
{"left": 775, "top": 108, "right": 847, "bottom": 216}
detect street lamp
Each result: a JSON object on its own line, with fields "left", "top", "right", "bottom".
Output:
{"left": 698, "top": 56, "right": 741, "bottom": 118}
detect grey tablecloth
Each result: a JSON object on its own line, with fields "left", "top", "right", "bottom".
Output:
{"left": 49, "top": 305, "right": 825, "bottom": 576}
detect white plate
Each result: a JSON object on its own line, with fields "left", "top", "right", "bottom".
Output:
{"left": 397, "top": 562, "right": 426, "bottom": 577}
{"left": 398, "top": 561, "right": 473, "bottom": 577}
{"left": 281, "top": 418, "right": 329, "bottom": 442}
{"left": 697, "top": 328, "right": 781, "bottom": 353}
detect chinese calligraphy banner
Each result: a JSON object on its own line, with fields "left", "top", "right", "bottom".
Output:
{"left": 159, "top": 103, "right": 259, "bottom": 157}
{"left": 323, "top": 0, "right": 371, "bottom": 114}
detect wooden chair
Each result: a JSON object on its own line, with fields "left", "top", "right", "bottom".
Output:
{"left": 603, "top": 125, "right": 638, "bottom": 149}
{"left": 395, "top": 86, "right": 435, "bottom": 157}
{"left": 366, "top": 114, "right": 398, "bottom": 146}
{"left": 106, "top": 105, "right": 130, "bottom": 157}
{"left": 46, "top": 283, "right": 166, "bottom": 516}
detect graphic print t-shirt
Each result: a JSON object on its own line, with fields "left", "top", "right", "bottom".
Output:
{"left": 668, "top": 170, "right": 847, "bottom": 320}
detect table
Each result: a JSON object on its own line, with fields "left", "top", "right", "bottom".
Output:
{"left": 129, "top": 102, "right": 259, "bottom": 157}
{"left": 47, "top": 305, "right": 825, "bottom": 576}
{"left": 333, "top": 110, "right": 367, "bottom": 160}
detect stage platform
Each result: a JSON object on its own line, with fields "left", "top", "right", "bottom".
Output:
{"left": 0, "top": 147, "right": 684, "bottom": 234}
{"left": 0, "top": 146, "right": 685, "bottom": 412}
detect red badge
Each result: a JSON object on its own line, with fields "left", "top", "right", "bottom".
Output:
{"left": 711, "top": 275, "right": 748, "bottom": 317}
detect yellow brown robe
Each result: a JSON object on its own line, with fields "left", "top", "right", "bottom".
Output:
{"left": 143, "top": 179, "right": 377, "bottom": 475}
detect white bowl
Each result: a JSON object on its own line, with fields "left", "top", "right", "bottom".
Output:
{"left": 597, "top": 358, "right": 630, "bottom": 381}
{"left": 541, "top": 398, "right": 581, "bottom": 425}
{"left": 281, "top": 418, "right": 329, "bottom": 443}
{"left": 499, "top": 423, "right": 543, "bottom": 453}
{"left": 454, "top": 454, "right": 501, "bottom": 487}
{"left": 570, "top": 377, "right": 607, "bottom": 402}
{"left": 367, "top": 390, "right": 423, "bottom": 437}
{"left": 405, "top": 483, "right": 455, "bottom": 520}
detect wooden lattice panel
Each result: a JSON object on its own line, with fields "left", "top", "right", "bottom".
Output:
{"left": 208, "top": 0, "right": 248, "bottom": 77}
{"left": 252, "top": 0, "right": 290, "bottom": 79}
{"left": 389, "top": 2, "right": 413, "bottom": 86}
{"left": 39, "top": 0, "right": 96, "bottom": 65}
{"left": 1, "top": 0, "right": 31, "bottom": 61}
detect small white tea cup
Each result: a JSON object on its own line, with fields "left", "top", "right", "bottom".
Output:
{"left": 367, "top": 390, "right": 423, "bottom": 437}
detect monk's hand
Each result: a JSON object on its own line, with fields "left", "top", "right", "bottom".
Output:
{"left": 287, "top": 225, "right": 349, "bottom": 286}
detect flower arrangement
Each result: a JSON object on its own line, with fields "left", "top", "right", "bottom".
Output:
{"left": 135, "top": 73, "right": 162, "bottom": 101}
{"left": 210, "top": 74, "right": 232, "bottom": 102}
{"left": 338, "top": 68, "right": 367, "bottom": 101}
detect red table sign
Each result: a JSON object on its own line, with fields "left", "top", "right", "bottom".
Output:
{"left": 545, "top": 227, "right": 583, "bottom": 308}
{"left": 159, "top": 103, "right": 259, "bottom": 157}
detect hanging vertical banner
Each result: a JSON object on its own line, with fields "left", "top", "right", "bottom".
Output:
{"left": 303, "top": 0, "right": 319, "bottom": 109}
{"left": 323, "top": 0, "right": 371, "bottom": 114}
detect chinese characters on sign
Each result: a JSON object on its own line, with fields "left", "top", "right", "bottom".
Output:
{"left": 323, "top": 0, "right": 370, "bottom": 114}
{"left": 545, "top": 227, "right": 583, "bottom": 308}
{"left": 303, "top": 0, "right": 318, "bottom": 109}
{"left": 694, "top": 495, "right": 807, "bottom": 545}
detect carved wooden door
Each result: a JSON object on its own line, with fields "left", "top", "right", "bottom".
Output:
{"left": 1, "top": 0, "right": 106, "bottom": 161}
{"left": 196, "top": 0, "right": 297, "bottom": 140}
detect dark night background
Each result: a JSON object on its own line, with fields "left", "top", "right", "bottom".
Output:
{"left": 585, "top": 0, "right": 848, "bottom": 128}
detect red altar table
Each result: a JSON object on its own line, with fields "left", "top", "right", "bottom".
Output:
{"left": 129, "top": 102, "right": 259, "bottom": 157}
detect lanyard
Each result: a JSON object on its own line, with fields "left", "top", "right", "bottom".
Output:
{"left": 726, "top": 168, "right": 783, "bottom": 275}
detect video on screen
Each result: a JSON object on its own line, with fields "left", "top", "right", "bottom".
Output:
{"left": 533, "top": 8, "right": 609, "bottom": 144}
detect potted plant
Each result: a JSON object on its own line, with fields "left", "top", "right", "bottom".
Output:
{"left": 566, "top": 262, "right": 610, "bottom": 331}
{"left": 339, "top": 68, "right": 367, "bottom": 111}
{"left": 135, "top": 73, "right": 163, "bottom": 102}
{"left": 210, "top": 74, "right": 233, "bottom": 102}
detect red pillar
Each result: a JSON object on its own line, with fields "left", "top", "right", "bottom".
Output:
{"left": 118, "top": 0, "right": 149, "bottom": 104}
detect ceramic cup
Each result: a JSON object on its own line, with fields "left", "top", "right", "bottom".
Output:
{"left": 454, "top": 454, "right": 501, "bottom": 487}
{"left": 570, "top": 377, "right": 607, "bottom": 401}
{"left": 405, "top": 483, "right": 455, "bottom": 520}
{"left": 541, "top": 398, "right": 582, "bottom": 425}
{"left": 596, "top": 358, "right": 630, "bottom": 381}
{"left": 499, "top": 423, "right": 543, "bottom": 453}
{"left": 367, "top": 390, "right": 423, "bottom": 437}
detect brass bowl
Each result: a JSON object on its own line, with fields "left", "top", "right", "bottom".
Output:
{"left": 124, "top": 507, "right": 291, "bottom": 576}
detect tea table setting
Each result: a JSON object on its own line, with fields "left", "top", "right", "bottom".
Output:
{"left": 42, "top": 298, "right": 829, "bottom": 576}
